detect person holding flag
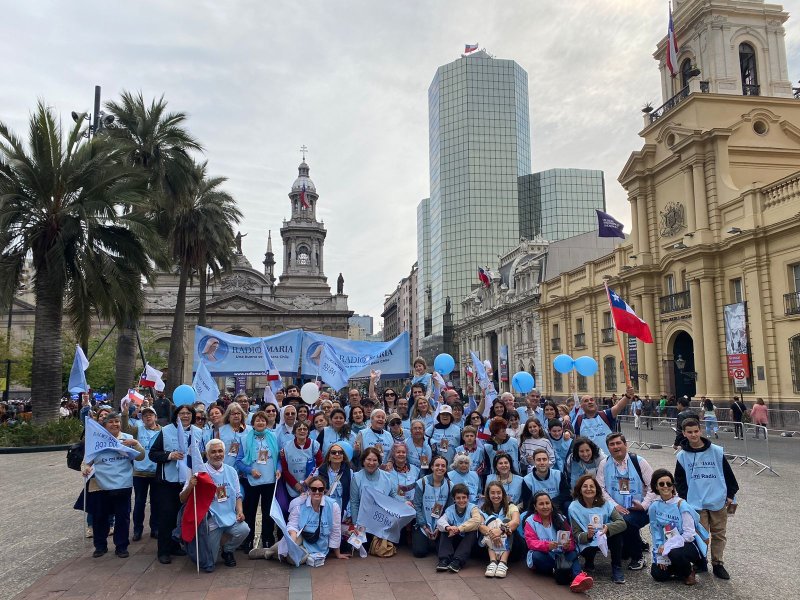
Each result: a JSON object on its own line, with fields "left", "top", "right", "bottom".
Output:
{"left": 81, "top": 413, "right": 145, "bottom": 558}
{"left": 120, "top": 403, "right": 161, "bottom": 541}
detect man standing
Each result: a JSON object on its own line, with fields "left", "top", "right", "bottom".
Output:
{"left": 573, "top": 386, "right": 633, "bottom": 455}
{"left": 640, "top": 395, "right": 655, "bottom": 430}
{"left": 674, "top": 418, "right": 739, "bottom": 580}
{"left": 344, "top": 388, "right": 362, "bottom": 418}
{"left": 730, "top": 397, "right": 749, "bottom": 440}
{"left": 673, "top": 397, "right": 699, "bottom": 450}
{"left": 596, "top": 432, "right": 656, "bottom": 572}
{"left": 516, "top": 389, "right": 543, "bottom": 424}
{"left": 153, "top": 392, "right": 172, "bottom": 426}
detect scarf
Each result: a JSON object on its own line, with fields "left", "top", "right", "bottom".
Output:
{"left": 243, "top": 427, "right": 278, "bottom": 466}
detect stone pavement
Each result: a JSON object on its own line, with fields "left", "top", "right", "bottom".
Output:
{"left": 4, "top": 445, "right": 799, "bottom": 600}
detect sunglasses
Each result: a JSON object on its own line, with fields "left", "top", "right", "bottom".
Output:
{"left": 657, "top": 481, "right": 674, "bottom": 488}
{"left": 390, "top": 420, "right": 402, "bottom": 426}
{"left": 385, "top": 392, "right": 397, "bottom": 397}
{"left": 309, "top": 486, "right": 325, "bottom": 493}
{"left": 329, "top": 450, "right": 344, "bottom": 456}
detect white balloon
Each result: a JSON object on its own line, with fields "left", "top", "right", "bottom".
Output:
{"left": 300, "top": 382, "right": 320, "bottom": 405}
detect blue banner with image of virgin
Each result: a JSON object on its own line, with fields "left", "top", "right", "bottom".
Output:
{"left": 193, "top": 326, "right": 303, "bottom": 376}
{"left": 301, "top": 331, "right": 410, "bottom": 380}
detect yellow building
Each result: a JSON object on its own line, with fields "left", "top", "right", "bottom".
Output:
{"left": 537, "top": 0, "right": 800, "bottom": 407}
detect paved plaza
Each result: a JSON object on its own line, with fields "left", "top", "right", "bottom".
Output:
{"left": 3, "top": 442, "right": 798, "bottom": 600}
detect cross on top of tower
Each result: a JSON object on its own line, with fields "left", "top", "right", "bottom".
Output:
{"left": 300, "top": 145, "right": 308, "bottom": 161}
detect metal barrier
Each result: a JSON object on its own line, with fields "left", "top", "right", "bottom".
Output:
{"left": 616, "top": 415, "right": 779, "bottom": 476}
{"left": 688, "top": 405, "right": 800, "bottom": 436}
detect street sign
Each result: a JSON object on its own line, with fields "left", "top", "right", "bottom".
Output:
{"left": 731, "top": 368, "right": 747, "bottom": 380}
{"left": 734, "top": 377, "right": 748, "bottom": 389}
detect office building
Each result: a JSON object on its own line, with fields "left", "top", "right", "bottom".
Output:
{"left": 348, "top": 314, "right": 374, "bottom": 337}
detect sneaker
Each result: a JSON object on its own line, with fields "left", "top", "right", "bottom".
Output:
{"left": 115, "top": 549, "right": 129, "bottom": 559}
{"left": 484, "top": 562, "right": 498, "bottom": 577}
{"left": 132, "top": 531, "right": 142, "bottom": 542}
{"left": 222, "top": 551, "right": 236, "bottom": 567}
{"left": 92, "top": 549, "right": 107, "bottom": 558}
{"left": 712, "top": 564, "right": 730, "bottom": 580}
{"left": 494, "top": 562, "right": 508, "bottom": 578}
{"left": 448, "top": 559, "right": 462, "bottom": 573}
{"left": 685, "top": 569, "right": 697, "bottom": 586}
{"left": 612, "top": 565, "right": 625, "bottom": 584}
{"left": 437, "top": 559, "right": 450, "bottom": 572}
{"left": 157, "top": 554, "right": 171, "bottom": 565}
{"left": 628, "top": 558, "right": 646, "bottom": 571}
{"left": 249, "top": 545, "right": 277, "bottom": 560}
{"left": 570, "top": 572, "right": 594, "bottom": 593}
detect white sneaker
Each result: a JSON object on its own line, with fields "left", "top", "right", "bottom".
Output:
{"left": 485, "top": 562, "right": 498, "bottom": 577}
{"left": 249, "top": 545, "right": 278, "bottom": 560}
{"left": 495, "top": 562, "right": 508, "bottom": 578}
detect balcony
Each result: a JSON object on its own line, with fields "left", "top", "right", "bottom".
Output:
{"left": 551, "top": 337, "right": 561, "bottom": 352}
{"left": 785, "top": 292, "right": 800, "bottom": 316}
{"left": 660, "top": 290, "right": 691, "bottom": 314}
{"left": 601, "top": 327, "right": 614, "bottom": 343}
{"left": 574, "top": 332, "right": 586, "bottom": 348}
{"left": 649, "top": 86, "right": 689, "bottom": 123}
{"left": 742, "top": 84, "right": 761, "bottom": 96}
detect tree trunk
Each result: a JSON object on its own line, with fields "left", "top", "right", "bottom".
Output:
{"left": 166, "top": 262, "right": 190, "bottom": 395}
{"left": 198, "top": 266, "right": 207, "bottom": 327}
{"left": 31, "top": 267, "right": 65, "bottom": 423}
{"left": 114, "top": 319, "right": 138, "bottom": 404}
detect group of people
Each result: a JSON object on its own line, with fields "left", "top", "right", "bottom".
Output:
{"left": 76, "top": 356, "right": 740, "bottom": 593}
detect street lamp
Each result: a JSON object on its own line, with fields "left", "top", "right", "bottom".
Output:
{"left": 72, "top": 85, "right": 114, "bottom": 138}
{"left": 675, "top": 355, "right": 686, "bottom": 372}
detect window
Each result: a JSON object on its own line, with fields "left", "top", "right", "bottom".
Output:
{"left": 681, "top": 270, "right": 688, "bottom": 291}
{"left": 604, "top": 356, "right": 617, "bottom": 391}
{"left": 552, "top": 323, "right": 559, "bottom": 338}
{"left": 577, "top": 374, "right": 588, "bottom": 392}
{"left": 665, "top": 274, "right": 676, "bottom": 295}
{"left": 553, "top": 368, "right": 563, "bottom": 392}
{"left": 297, "top": 245, "right": 310, "bottom": 266}
{"left": 793, "top": 264, "right": 800, "bottom": 292}
{"left": 730, "top": 278, "right": 743, "bottom": 303}
{"left": 603, "top": 312, "right": 612, "bottom": 328}
{"left": 575, "top": 318, "right": 584, "bottom": 334}
{"left": 791, "top": 335, "right": 800, "bottom": 393}
{"left": 680, "top": 58, "right": 693, "bottom": 89}
{"left": 739, "top": 43, "right": 758, "bottom": 94}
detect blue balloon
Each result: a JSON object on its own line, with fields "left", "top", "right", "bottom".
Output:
{"left": 173, "top": 384, "right": 197, "bottom": 407}
{"left": 574, "top": 356, "right": 599, "bottom": 377}
{"left": 433, "top": 353, "right": 456, "bottom": 376}
{"left": 511, "top": 371, "right": 535, "bottom": 393}
{"left": 553, "top": 354, "right": 575, "bottom": 374}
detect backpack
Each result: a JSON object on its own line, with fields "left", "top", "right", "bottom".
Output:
{"left": 66, "top": 440, "right": 84, "bottom": 471}
{"left": 574, "top": 410, "right": 612, "bottom": 435}
{"left": 628, "top": 452, "right": 644, "bottom": 485}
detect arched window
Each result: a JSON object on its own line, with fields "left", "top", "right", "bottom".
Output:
{"left": 297, "top": 245, "right": 310, "bottom": 266}
{"left": 604, "top": 356, "right": 617, "bottom": 391}
{"left": 790, "top": 335, "right": 800, "bottom": 393}
{"left": 680, "top": 58, "right": 693, "bottom": 89}
{"left": 739, "top": 43, "right": 759, "bottom": 95}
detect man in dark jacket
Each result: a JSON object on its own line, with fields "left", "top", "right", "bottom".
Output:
{"left": 153, "top": 392, "right": 172, "bottom": 426}
{"left": 730, "top": 397, "right": 748, "bottom": 439}
{"left": 673, "top": 396, "right": 699, "bottom": 449}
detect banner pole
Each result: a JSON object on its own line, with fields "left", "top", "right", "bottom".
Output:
{"left": 193, "top": 487, "right": 199, "bottom": 574}
{"left": 604, "top": 281, "right": 632, "bottom": 388}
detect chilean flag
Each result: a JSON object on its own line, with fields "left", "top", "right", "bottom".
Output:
{"left": 299, "top": 183, "right": 309, "bottom": 209}
{"left": 464, "top": 43, "right": 479, "bottom": 54}
{"left": 139, "top": 364, "right": 165, "bottom": 392}
{"left": 666, "top": 6, "right": 678, "bottom": 77}
{"left": 607, "top": 288, "right": 654, "bottom": 343}
{"left": 478, "top": 267, "right": 491, "bottom": 288}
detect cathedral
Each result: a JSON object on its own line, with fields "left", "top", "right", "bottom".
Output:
{"left": 4, "top": 158, "right": 352, "bottom": 391}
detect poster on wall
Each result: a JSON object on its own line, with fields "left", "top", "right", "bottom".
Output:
{"left": 723, "top": 302, "right": 751, "bottom": 381}
{"left": 628, "top": 335, "right": 639, "bottom": 388}
{"left": 499, "top": 345, "right": 509, "bottom": 382}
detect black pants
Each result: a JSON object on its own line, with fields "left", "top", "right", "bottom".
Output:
{"left": 152, "top": 480, "right": 183, "bottom": 556}
{"left": 242, "top": 480, "right": 276, "bottom": 548}
{"left": 412, "top": 527, "right": 438, "bottom": 558}
{"left": 620, "top": 510, "right": 649, "bottom": 561}
{"left": 438, "top": 531, "right": 477, "bottom": 564}
{"left": 734, "top": 421, "right": 744, "bottom": 438}
{"left": 92, "top": 488, "right": 132, "bottom": 553}
{"left": 581, "top": 532, "right": 624, "bottom": 568}
{"left": 651, "top": 542, "right": 701, "bottom": 581}
{"left": 132, "top": 476, "right": 157, "bottom": 535}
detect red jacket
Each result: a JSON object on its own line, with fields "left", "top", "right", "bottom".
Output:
{"left": 279, "top": 438, "right": 324, "bottom": 488}
{"left": 524, "top": 512, "right": 577, "bottom": 553}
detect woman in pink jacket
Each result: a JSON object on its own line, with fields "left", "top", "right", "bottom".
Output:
{"left": 750, "top": 398, "right": 768, "bottom": 439}
{"left": 523, "top": 491, "right": 593, "bottom": 593}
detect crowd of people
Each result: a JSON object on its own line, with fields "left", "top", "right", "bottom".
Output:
{"left": 75, "top": 356, "right": 740, "bottom": 593}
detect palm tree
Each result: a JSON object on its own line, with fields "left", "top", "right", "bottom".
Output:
{"left": 105, "top": 92, "right": 201, "bottom": 401}
{"left": 166, "top": 161, "right": 240, "bottom": 392}
{"left": 0, "top": 102, "right": 150, "bottom": 422}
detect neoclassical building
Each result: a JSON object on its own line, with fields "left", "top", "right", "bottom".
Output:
{"left": 537, "top": 0, "right": 800, "bottom": 406}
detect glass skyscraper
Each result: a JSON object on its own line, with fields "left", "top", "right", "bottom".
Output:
{"left": 518, "top": 169, "right": 606, "bottom": 242}
{"left": 419, "top": 51, "right": 531, "bottom": 357}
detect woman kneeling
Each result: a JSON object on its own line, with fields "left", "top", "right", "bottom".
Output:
{"left": 524, "top": 492, "right": 593, "bottom": 593}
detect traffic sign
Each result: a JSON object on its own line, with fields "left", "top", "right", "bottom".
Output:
{"left": 732, "top": 368, "right": 746, "bottom": 380}
{"left": 734, "top": 377, "right": 748, "bottom": 389}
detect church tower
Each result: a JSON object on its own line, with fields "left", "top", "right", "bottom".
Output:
{"left": 275, "top": 158, "right": 332, "bottom": 295}
{"left": 263, "top": 230, "right": 276, "bottom": 287}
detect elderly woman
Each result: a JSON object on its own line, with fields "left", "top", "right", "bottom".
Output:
{"left": 280, "top": 420, "right": 323, "bottom": 499}
{"left": 355, "top": 408, "right": 394, "bottom": 464}
{"left": 406, "top": 419, "right": 433, "bottom": 474}
{"left": 350, "top": 447, "right": 399, "bottom": 536}
{"left": 82, "top": 412, "right": 144, "bottom": 558}
{"left": 426, "top": 405, "right": 461, "bottom": 465}
{"left": 219, "top": 402, "right": 250, "bottom": 468}
{"left": 447, "top": 453, "right": 481, "bottom": 503}
{"left": 276, "top": 405, "right": 298, "bottom": 449}
{"left": 386, "top": 442, "right": 421, "bottom": 503}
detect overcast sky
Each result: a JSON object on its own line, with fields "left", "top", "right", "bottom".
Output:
{"left": 3, "top": 0, "right": 800, "bottom": 327}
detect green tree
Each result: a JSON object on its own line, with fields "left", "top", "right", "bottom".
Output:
{"left": 0, "top": 102, "right": 151, "bottom": 422}
{"left": 166, "top": 161, "right": 240, "bottom": 392}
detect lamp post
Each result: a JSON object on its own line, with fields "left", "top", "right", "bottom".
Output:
{"left": 71, "top": 85, "right": 115, "bottom": 138}
{"left": 2, "top": 299, "right": 11, "bottom": 403}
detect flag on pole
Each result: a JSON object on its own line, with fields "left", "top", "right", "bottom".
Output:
{"left": 270, "top": 488, "right": 307, "bottom": 566}
{"left": 470, "top": 351, "right": 497, "bottom": 416}
{"left": 68, "top": 345, "right": 90, "bottom": 393}
{"left": 607, "top": 287, "right": 654, "bottom": 343}
{"left": 478, "top": 267, "right": 491, "bottom": 288}
{"left": 83, "top": 418, "right": 141, "bottom": 464}
{"left": 189, "top": 435, "right": 207, "bottom": 474}
{"left": 319, "top": 343, "right": 349, "bottom": 390}
{"left": 180, "top": 471, "right": 216, "bottom": 543}
{"left": 139, "top": 364, "right": 165, "bottom": 392}
{"left": 260, "top": 339, "right": 283, "bottom": 394}
{"left": 595, "top": 209, "right": 626, "bottom": 239}
{"left": 666, "top": 5, "right": 679, "bottom": 77}
{"left": 192, "top": 361, "right": 220, "bottom": 407}
{"left": 464, "top": 43, "right": 479, "bottom": 54}
{"left": 299, "top": 183, "right": 309, "bottom": 209}
{"left": 176, "top": 422, "right": 189, "bottom": 482}
{"left": 127, "top": 389, "right": 145, "bottom": 406}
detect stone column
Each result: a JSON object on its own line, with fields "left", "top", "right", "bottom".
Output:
{"left": 637, "top": 193, "right": 649, "bottom": 256}
{"left": 689, "top": 279, "right": 706, "bottom": 395}
{"left": 683, "top": 167, "right": 697, "bottom": 232}
{"left": 700, "top": 277, "right": 723, "bottom": 395}
{"left": 692, "top": 162, "right": 710, "bottom": 231}
{"left": 630, "top": 196, "right": 640, "bottom": 256}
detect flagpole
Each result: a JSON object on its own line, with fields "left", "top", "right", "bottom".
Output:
{"left": 604, "top": 281, "right": 632, "bottom": 388}
{"left": 193, "top": 487, "right": 199, "bottom": 574}
{"left": 83, "top": 476, "right": 88, "bottom": 549}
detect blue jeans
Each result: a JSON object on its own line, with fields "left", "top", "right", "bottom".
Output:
{"left": 527, "top": 550, "right": 581, "bottom": 578}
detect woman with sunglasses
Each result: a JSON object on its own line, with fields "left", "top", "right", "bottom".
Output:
{"left": 466, "top": 411, "right": 486, "bottom": 435}
{"left": 647, "top": 468, "right": 707, "bottom": 586}
{"left": 318, "top": 443, "right": 353, "bottom": 522}
{"left": 219, "top": 402, "right": 250, "bottom": 468}
{"left": 236, "top": 410, "right": 280, "bottom": 553}
{"left": 280, "top": 421, "right": 323, "bottom": 500}
{"left": 277, "top": 405, "right": 298, "bottom": 449}
{"left": 254, "top": 476, "right": 348, "bottom": 564}
{"left": 263, "top": 404, "right": 279, "bottom": 430}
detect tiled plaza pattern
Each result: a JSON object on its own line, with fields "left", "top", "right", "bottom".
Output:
{"left": 4, "top": 442, "right": 798, "bottom": 600}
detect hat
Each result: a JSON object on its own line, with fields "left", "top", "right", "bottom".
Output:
{"left": 437, "top": 405, "right": 453, "bottom": 421}
{"left": 141, "top": 406, "right": 157, "bottom": 416}
{"left": 388, "top": 412, "right": 402, "bottom": 424}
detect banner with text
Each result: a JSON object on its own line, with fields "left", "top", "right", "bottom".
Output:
{"left": 724, "top": 302, "right": 751, "bottom": 382}
{"left": 356, "top": 486, "right": 416, "bottom": 543}
{"left": 300, "top": 331, "right": 410, "bottom": 380}
{"left": 192, "top": 326, "right": 303, "bottom": 377}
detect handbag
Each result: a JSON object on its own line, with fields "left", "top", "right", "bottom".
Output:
{"left": 368, "top": 537, "right": 396, "bottom": 558}
{"left": 554, "top": 552, "right": 573, "bottom": 585}
{"left": 66, "top": 440, "right": 84, "bottom": 471}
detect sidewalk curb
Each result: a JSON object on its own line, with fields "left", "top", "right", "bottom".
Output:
{"left": 0, "top": 444, "right": 71, "bottom": 454}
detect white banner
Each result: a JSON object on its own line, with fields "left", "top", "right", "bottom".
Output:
{"left": 356, "top": 486, "right": 416, "bottom": 543}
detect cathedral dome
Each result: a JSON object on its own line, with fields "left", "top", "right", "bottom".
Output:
{"left": 291, "top": 161, "right": 316, "bottom": 193}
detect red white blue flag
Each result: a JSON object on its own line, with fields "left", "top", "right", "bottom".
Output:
{"left": 666, "top": 6, "right": 678, "bottom": 77}
{"left": 464, "top": 43, "right": 479, "bottom": 54}
{"left": 607, "top": 287, "right": 654, "bottom": 343}
{"left": 299, "top": 183, "right": 309, "bottom": 209}
{"left": 478, "top": 266, "right": 491, "bottom": 288}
